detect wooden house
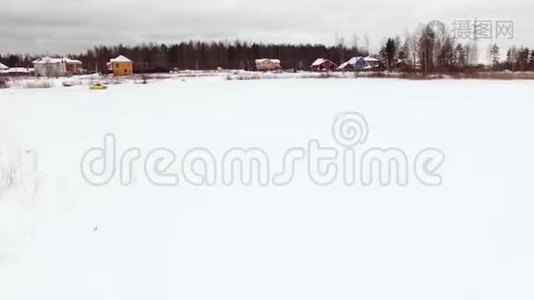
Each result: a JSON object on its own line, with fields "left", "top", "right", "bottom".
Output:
{"left": 255, "top": 58, "right": 281, "bottom": 71}
{"left": 107, "top": 55, "right": 133, "bottom": 76}
{"left": 311, "top": 58, "right": 338, "bottom": 71}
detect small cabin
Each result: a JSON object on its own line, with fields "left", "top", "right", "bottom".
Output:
{"left": 255, "top": 58, "right": 281, "bottom": 71}
{"left": 107, "top": 55, "right": 133, "bottom": 76}
{"left": 311, "top": 58, "right": 338, "bottom": 71}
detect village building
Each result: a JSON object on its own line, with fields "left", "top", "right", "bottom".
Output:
{"left": 33, "top": 57, "right": 62, "bottom": 77}
{"left": 0, "top": 63, "right": 8, "bottom": 71}
{"left": 107, "top": 55, "right": 133, "bottom": 76}
{"left": 0, "top": 67, "right": 34, "bottom": 76}
{"left": 311, "top": 58, "right": 338, "bottom": 71}
{"left": 338, "top": 56, "right": 381, "bottom": 71}
{"left": 32, "top": 57, "right": 82, "bottom": 77}
{"left": 64, "top": 58, "right": 83, "bottom": 74}
{"left": 255, "top": 58, "right": 281, "bottom": 71}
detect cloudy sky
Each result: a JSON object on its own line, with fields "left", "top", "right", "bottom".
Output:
{"left": 1, "top": 0, "right": 533, "bottom": 55}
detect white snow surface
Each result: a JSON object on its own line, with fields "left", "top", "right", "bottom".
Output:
{"left": 0, "top": 76, "right": 534, "bottom": 300}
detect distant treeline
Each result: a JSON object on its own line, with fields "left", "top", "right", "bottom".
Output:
{"left": 0, "top": 41, "right": 365, "bottom": 73}
{"left": 2, "top": 25, "right": 534, "bottom": 74}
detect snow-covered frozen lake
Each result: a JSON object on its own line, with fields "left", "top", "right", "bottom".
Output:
{"left": 1, "top": 77, "right": 533, "bottom": 300}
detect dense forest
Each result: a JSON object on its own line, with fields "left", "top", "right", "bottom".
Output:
{"left": 2, "top": 24, "right": 534, "bottom": 73}
{"left": 0, "top": 41, "right": 364, "bottom": 73}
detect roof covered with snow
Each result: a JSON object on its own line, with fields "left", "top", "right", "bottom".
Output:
{"left": 33, "top": 57, "right": 61, "bottom": 64}
{"left": 32, "top": 56, "right": 82, "bottom": 64}
{"left": 255, "top": 58, "right": 281, "bottom": 64}
{"left": 312, "top": 58, "right": 341, "bottom": 70}
{"left": 110, "top": 55, "right": 132, "bottom": 63}
{"left": 364, "top": 56, "right": 380, "bottom": 62}
{"left": 0, "top": 62, "right": 8, "bottom": 70}
{"left": 64, "top": 57, "right": 82, "bottom": 64}
{"left": 0, "top": 67, "right": 33, "bottom": 74}
{"left": 338, "top": 56, "right": 380, "bottom": 69}
{"left": 338, "top": 57, "right": 358, "bottom": 69}
{"left": 311, "top": 58, "right": 327, "bottom": 66}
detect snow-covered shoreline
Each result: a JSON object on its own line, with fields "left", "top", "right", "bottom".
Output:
{"left": 3, "top": 69, "right": 534, "bottom": 91}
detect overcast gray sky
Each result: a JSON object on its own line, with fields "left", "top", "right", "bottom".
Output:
{"left": 1, "top": 0, "right": 533, "bottom": 57}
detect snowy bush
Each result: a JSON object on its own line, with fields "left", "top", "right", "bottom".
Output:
{"left": 224, "top": 71, "right": 343, "bottom": 81}
{"left": 0, "top": 78, "right": 9, "bottom": 89}
{"left": 21, "top": 80, "right": 55, "bottom": 89}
